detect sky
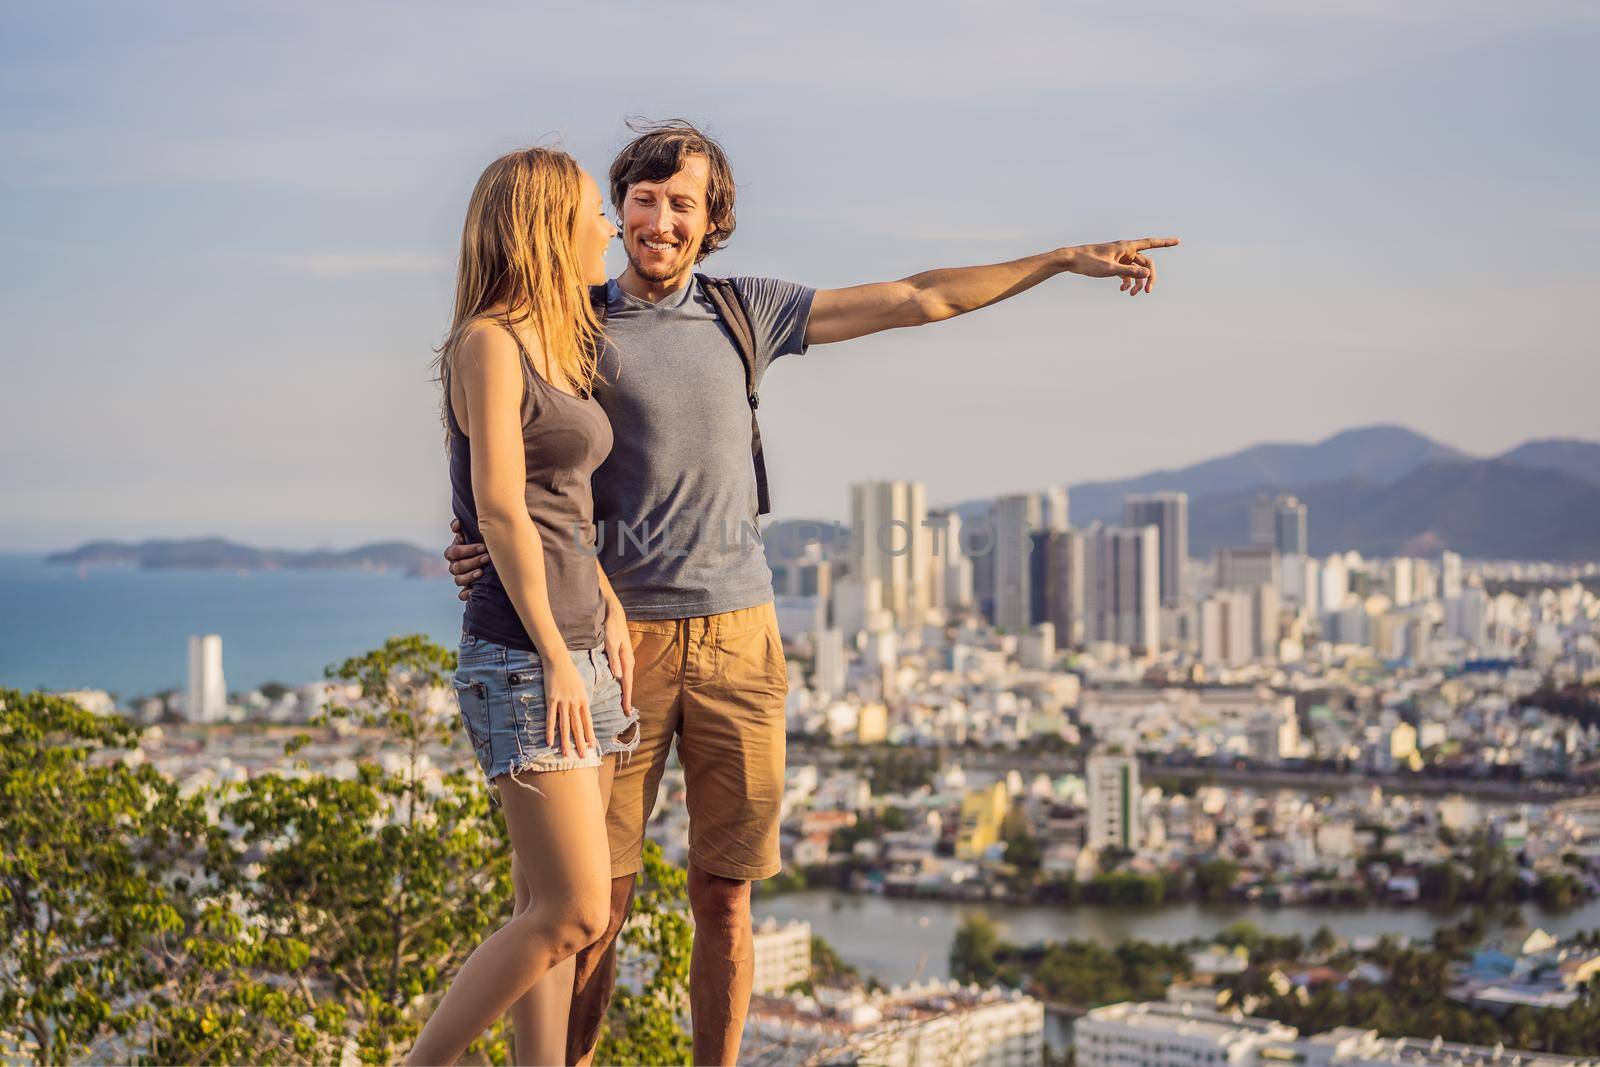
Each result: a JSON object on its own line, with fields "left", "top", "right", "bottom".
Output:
{"left": 1, "top": 1, "right": 1596, "bottom": 552}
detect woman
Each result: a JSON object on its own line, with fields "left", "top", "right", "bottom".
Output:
{"left": 407, "top": 147, "right": 635, "bottom": 1067}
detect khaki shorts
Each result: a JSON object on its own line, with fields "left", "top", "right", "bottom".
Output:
{"left": 607, "top": 601, "right": 789, "bottom": 882}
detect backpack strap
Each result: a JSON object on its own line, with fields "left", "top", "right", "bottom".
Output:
{"left": 695, "top": 273, "right": 772, "bottom": 517}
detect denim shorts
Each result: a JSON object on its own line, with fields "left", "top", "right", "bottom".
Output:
{"left": 453, "top": 633, "right": 640, "bottom": 806}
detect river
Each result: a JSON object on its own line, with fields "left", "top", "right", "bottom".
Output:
{"left": 753, "top": 890, "right": 1600, "bottom": 987}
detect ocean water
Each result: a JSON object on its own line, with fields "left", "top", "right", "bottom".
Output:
{"left": 0, "top": 554, "right": 465, "bottom": 698}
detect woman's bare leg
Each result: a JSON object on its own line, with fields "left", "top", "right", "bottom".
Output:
{"left": 506, "top": 760, "right": 617, "bottom": 1065}
{"left": 508, "top": 860, "right": 574, "bottom": 1066}
{"left": 405, "top": 765, "right": 610, "bottom": 1067}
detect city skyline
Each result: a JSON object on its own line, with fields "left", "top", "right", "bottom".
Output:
{"left": 3, "top": 3, "right": 1597, "bottom": 552}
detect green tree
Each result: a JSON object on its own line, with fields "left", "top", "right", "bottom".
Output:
{"left": 1193, "top": 859, "right": 1240, "bottom": 902}
{"left": 951, "top": 914, "right": 1002, "bottom": 984}
{"left": 0, "top": 689, "right": 217, "bottom": 1065}
{"left": 596, "top": 841, "right": 694, "bottom": 1066}
{"left": 212, "top": 635, "right": 511, "bottom": 1062}
{"left": 1, "top": 637, "right": 699, "bottom": 1064}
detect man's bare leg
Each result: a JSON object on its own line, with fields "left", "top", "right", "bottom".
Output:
{"left": 687, "top": 864, "right": 754, "bottom": 1067}
{"left": 567, "top": 873, "right": 637, "bottom": 1065}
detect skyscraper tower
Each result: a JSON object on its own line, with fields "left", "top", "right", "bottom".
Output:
{"left": 186, "top": 634, "right": 226, "bottom": 723}
{"left": 849, "top": 480, "right": 929, "bottom": 630}
{"left": 1036, "top": 485, "right": 1070, "bottom": 532}
{"left": 1123, "top": 491, "right": 1189, "bottom": 607}
{"left": 993, "top": 493, "right": 1042, "bottom": 631}
{"left": 1083, "top": 523, "right": 1160, "bottom": 652}
{"left": 1044, "top": 527, "right": 1086, "bottom": 646}
{"left": 1251, "top": 494, "right": 1308, "bottom": 555}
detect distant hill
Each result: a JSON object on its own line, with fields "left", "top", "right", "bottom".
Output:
{"left": 1496, "top": 438, "right": 1600, "bottom": 488}
{"left": 1187, "top": 461, "right": 1600, "bottom": 559}
{"left": 1068, "top": 424, "right": 1468, "bottom": 523}
{"left": 943, "top": 424, "right": 1600, "bottom": 561}
{"left": 46, "top": 538, "right": 446, "bottom": 577}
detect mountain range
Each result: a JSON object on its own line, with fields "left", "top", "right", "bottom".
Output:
{"left": 49, "top": 427, "right": 1600, "bottom": 570}
{"left": 46, "top": 538, "right": 446, "bottom": 577}
{"left": 1008, "top": 425, "right": 1600, "bottom": 560}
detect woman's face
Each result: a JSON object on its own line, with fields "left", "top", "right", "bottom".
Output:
{"left": 575, "top": 170, "right": 616, "bottom": 287}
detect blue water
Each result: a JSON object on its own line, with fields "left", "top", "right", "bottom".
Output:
{"left": 0, "top": 554, "right": 464, "bottom": 698}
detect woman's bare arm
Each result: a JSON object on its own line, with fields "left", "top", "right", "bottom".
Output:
{"left": 453, "top": 324, "right": 595, "bottom": 754}
{"left": 453, "top": 325, "right": 569, "bottom": 663}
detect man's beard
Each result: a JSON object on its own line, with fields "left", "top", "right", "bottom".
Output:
{"left": 625, "top": 242, "right": 695, "bottom": 283}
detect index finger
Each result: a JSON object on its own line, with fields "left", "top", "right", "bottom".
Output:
{"left": 1134, "top": 237, "right": 1180, "bottom": 251}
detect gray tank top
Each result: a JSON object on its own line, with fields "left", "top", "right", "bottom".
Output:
{"left": 445, "top": 321, "right": 614, "bottom": 651}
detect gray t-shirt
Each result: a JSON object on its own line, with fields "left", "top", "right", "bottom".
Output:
{"left": 591, "top": 275, "right": 815, "bottom": 619}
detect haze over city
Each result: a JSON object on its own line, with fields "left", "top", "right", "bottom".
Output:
{"left": 3, "top": 2, "right": 1597, "bottom": 551}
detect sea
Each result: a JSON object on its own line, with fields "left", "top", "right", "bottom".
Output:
{"left": 0, "top": 553, "right": 464, "bottom": 698}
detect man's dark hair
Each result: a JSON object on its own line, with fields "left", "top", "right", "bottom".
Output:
{"left": 609, "top": 119, "right": 736, "bottom": 262}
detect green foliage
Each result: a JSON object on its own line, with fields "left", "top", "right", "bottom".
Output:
{"left": 1193, "top": 858, "right": 1240, "bottom": 902}
{"left": 809, "top": 934, "right": 861, "bottom": 988}
{"left": 951, "top": 912, "right": 1189, "bottom": 1009}
{"left": 950, "top": 914, "right": 1002, "bottom": 985}
{"left": 0, "top": 689, "right": 215, "bottom": 1065}
{"left": 0, "top": 636, "right": 695, "bottom": 1065}
{"left": 596, "top": 841, "right": 694, "bottom": 1067}
{"left": 1228, "top": 922, "right": 1600, "bottom": 1056}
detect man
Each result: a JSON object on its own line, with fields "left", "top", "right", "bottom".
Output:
{"left": 447, "top": 119, "right": 1177, "bottom": 1064}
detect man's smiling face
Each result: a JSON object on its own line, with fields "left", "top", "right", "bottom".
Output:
{"left": 620, "top": 153, "right": 712, "bottom": 287}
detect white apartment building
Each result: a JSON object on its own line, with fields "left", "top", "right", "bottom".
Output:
{"left": 1077, "top": 1007, "right": 1597, "bottom": 1067}
{"left": 752, "top": 917, "right": 812, "bottom": 996}
{"left": 851, "top": 480, "right": 930, "bottom": 630}
{"left": 1075, "top": 1001, "right": 1297, "bottom": 1066}
{"left": 1298, "top": 1027, "right": 1596, "bottom": 1067}
{"left": 1086, "top": 751, "right": 1141, "bottom": 852}
{"left": 812, "top": 628, "right": 848, "bottom": 700}
{"left": 746, "top": 980, "right": 1044, "bottom": 1067}
{"left": 186, "top": 633, "right": 226, "bottom": 723}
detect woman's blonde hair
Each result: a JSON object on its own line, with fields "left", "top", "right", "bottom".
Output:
{"left": 437, "top": 147, "right": 602, "bottom": 426}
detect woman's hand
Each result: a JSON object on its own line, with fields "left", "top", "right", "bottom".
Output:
{"left": 603, "top": 597, "right": 635, "bottom": 715}
{"left": 544, "top": 656, "right": 597, "bottom": 759}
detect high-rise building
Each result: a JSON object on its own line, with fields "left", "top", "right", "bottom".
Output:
{"left": 1320, "top": 553, "right": 1350, "bottom": 614}
{"left": 993, "top": 494, "right": 1041, "bottom": 631}
{"left": 186, "top": 634, "right": 226, "bottom": 723}
{"left": 849, "top": 480, "right": 929, "bottom": 630}
{"left": 1251, "top": 494, "right": 1308, "bottom": 555}
{"left": 1440, "top": 550, "right": 1463, "bottom": 600}
{"left": 1084, "top": 524, "right": 1160, "bottom": 652}
{"left": 1252, "top": 583, "right": 1281, "bottom": 660}
{"left": 926, "top": 509, "right": 972, "bottom": 613}
{"left": 1028, "top": 529, "right": 1052, "bottom": 625}
{"left": 811, "top": 628, "right": 847, "bottom": 700}
{"left": 1086, "top": 750, "right": 1141, "bottom": 852}
{"left": 1217, "top": 545, "right": 1279, "bottom": 592}
{"left": 1199, "top": 590, "right": 1253, "bottom": 666}
{"left": 1386, "top": 557, "right": 1415, "bottom": 607}
{"left": 1036, "top": 485, "right": 1070, "bottom": 532}
{"left": 1280, "top": 553, "right": 1320, "bottom": 617}
{"left": 1043, "top": 528, "right": 1086, "bottom": 646}
{"left": 1123, "top": 491, "right": 1189, "bottom": 607}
